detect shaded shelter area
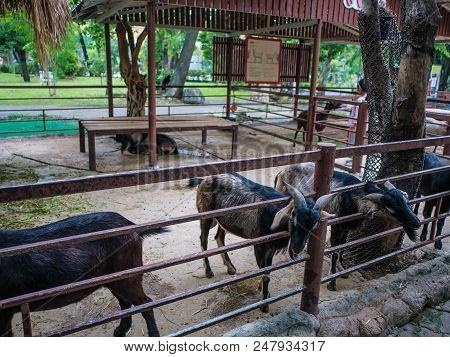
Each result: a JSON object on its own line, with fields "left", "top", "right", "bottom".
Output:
{"left": 71, "top": 1, "right": 450, "bottom": 169}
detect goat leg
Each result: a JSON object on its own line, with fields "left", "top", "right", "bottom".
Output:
{"left": 255, "top": 246, "right": 274, "bottom": 313}
{"left": 200, "top": 219, "right": 215, "bottom": 278}
{"left": 420, "top": 200, "right": 434, "bottom": 241}
{"left": 214, "top": 226, "right": 236, "bottom": 275}
{"left": 0, "top": 309, "right": 14, "bottom": 337}
{"left": 111, "top": 293, "right": 133, "bottom": 337}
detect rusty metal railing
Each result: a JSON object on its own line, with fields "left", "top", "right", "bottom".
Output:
{"left": 0, "top": 135, "right": 449, "bottom": 337}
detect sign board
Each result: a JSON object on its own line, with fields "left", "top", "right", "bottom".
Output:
{"left": 343, "top": 0, "right": 386, "bottom": 11}
{"left": 245, "top": 37, "right": 281, "bottom": 84}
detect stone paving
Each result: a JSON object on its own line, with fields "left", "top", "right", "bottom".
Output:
{"left": 386, "top": 300, "right": 450, "bottom": 337}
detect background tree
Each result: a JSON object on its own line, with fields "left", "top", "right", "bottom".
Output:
{"left": 116, "top": 22, "right": 149, "bottom": 117}
{"left": 0, "top": 16, "right": 32, "bottom": 81}
{"left": 165, "top": 30, "right": 199, "bottom": 98}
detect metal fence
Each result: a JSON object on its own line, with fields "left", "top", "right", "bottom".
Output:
{"left": 0, "top": 135, "right": 449, "bottom": 337}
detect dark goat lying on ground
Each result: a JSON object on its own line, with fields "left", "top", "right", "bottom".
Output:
{"left": 0, "top": 212, "right": 165, "bottom": 337}
{"left": 414, "top": 153, "right": 449, "bottom": 250}
{"left": 116, "top": 133, "right": 179, "bottom": 155}
{"left": 293, "top": 101, "right": 342, "bottom": 147}
{"left": 190, "top": 173, "right": 335, "bottom": 312}
{"left": 275, "top": 163, "right": 421, "bottom": 291}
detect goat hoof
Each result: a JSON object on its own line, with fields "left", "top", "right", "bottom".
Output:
{"left": 420, "top": 233, "right": 428, "bottom": 241}
{"left": 434, "top": 241, "right": 442, "bottom": 250}
{"left": 205, "top": 270, "right": 214, "bottom": 278}
{"left": 227, "top": 267, "right": 237, "bottom": 275}
{"left": 113, "top": 328, "right": 126, "bottom": 337}
{"left": 327, "top": 282, "right": 337, "bottom": 291}
{"left": 260, "top": 305, "right": 270, "bottom": 313}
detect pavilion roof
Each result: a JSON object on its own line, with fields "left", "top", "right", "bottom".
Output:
{"left": 71, "top": 0, "right": 449, "bottom": 42}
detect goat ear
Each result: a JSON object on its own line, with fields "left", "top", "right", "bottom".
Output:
{"left": 270, "top": 201, "right": 294, "bottom": 231}
{"left": 320, "top": 211, "right": 335, "bottom": 221}
{"left": 313, "top": 192, "right": 337, "bottom": 210}
{"left": 363, "top": 193, "right": 383, "bottom": 203}
{"left": 282, "top": 181, "right": 306, "bottom": 208}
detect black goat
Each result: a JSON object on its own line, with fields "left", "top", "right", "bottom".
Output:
{"left": 275, "top": 164, "right": 421, "bottom": 291}
{"left": 0, "top": 212, "right": 165, "bottom": 337}
{"left": 414, "top": 153, "right": 449, "bottom": 250}
{"left": 161, "top": 75, "right": 171, "bottom": 92}
{"left": 293, "top": 101, "right": 342, "bottom": 147}
{"left": 117, "top": 133, "right": 179, "bottom": 155}
{"left": 190, "top": 173, "right": 335, "bottom": 312}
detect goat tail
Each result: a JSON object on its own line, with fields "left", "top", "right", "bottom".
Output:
{"left": 139, "top": 227, "right": 169, "bottom": 239}
{"left": 187, "top": 177, "right": 204, "bottom": 188}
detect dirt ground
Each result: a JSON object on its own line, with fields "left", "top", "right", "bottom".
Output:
{"left": 0, "top": 122, "right": 448, "bottom": 337}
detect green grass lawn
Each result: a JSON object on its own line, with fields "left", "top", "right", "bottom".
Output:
{"left": 0, "top": 73, "right": 233, "bottom": 106}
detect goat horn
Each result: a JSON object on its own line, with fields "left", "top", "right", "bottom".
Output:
{"left": 363, "top": 193, "right": 383, "bottom": 203}
{"left": 282, "top": 181, "right": 307, "bottom": 208}
{"left": 384, "top": 180, "right": 396, "bottom": 191}
{"left": 313, "top": 192, "right": 337, "bottom": 210}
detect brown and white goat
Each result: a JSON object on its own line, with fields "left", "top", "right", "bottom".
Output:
{"left": 274, "top": 163, "right": 421, "bottom": 291}
{"left": 190, "top": 173, "right": 335, "bottom": 312}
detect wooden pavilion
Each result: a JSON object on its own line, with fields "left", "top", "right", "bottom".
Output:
{"left": 72, "top": 0, "right": 450, "bottom": 167}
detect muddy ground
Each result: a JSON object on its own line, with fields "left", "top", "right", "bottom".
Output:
{"left": 0, "top": 121, "right": 448, "bottom": 337}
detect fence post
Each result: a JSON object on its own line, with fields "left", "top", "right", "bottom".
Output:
{"left": 305, "top": 97, "right": 317, "bottom": 151}
{"left": 301, "top": 142, "right": 336, "bottom": 316}
{"left": 21, "top": 303, "right": 32, "bottom": 337}
{"left": 42, "top": 109, "right": 47, "bottom": 132}
{"left": 225, "top": 37, "right": 233, "bottom": 120}
{"left": 293, "top": 41, "right": 304, "bottom": 120}
{"left": 351, "top": 103, "right": 368, "bottom": 173}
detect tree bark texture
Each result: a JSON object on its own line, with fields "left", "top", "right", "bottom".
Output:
{"left": 116, "top": 23, "right": 148, "bottom": 117}
{"left": 377, "top": 0, "right": 440, "bottom": 196}
{"left": 165, "top": 31, "right": 199, "bottom": 98}
{"left": 14, "top": 47, "right": 30, "bottom": 82}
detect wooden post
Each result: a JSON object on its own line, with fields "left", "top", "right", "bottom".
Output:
{"left": 351, "top": 103, "right": 368, "bottom": 173}
{"left": 226, "top": 37, "right": 233, "bottom": 120}
{"left": 105, "top": 24, "right": 114, "bottom": 117}
{"left": 305, "top": 20, "right": 322, "bottom": 151}
{"left": 293, "top": 41, "right": 303, "bottom": 119}
{"left": 147, "top": 1, "right": 157, "bottom": 167}
{"left": 21, "top": 303, "right": 32, "bottom": 337}
{"left": 301, "top": 142, "right": 336, "bottom": 316}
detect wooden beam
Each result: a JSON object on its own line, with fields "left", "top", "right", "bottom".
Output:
{"left": 228, "top": 19, "right": 318, "bottom": 37}
{"left": 332, "top": 23, "right": 360, "bottom": 36}
{"left": 96, "top": 0, "right": 133, "bottom": 23}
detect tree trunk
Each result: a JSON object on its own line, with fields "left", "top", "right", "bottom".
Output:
{"left": 165, "top": 31, "right": 199, "bottom": 98}
{"left": 116, "top": 23, "right": 148, "bottom": 117}
{"left": 14, "top": 47, "right": 30, "bottom": 82}
{"left": 319, "top": 47, "right": 338, "bottom": 87}
{"left": 125, "top": 66, "right": 147, "bottom": 117}
{"left": 377, "top": 0, "right": 440, "bottom": 195}
{"left": 79, "top": 32, "right": 92, "bottom": 76}
{"left": 162, "top": 38, "right": 169, "bottom": 69}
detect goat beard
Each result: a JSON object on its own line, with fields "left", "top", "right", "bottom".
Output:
{"left": 404, "top": 226, "right": 418, "bottom": 241}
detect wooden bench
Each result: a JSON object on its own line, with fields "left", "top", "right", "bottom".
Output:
{"left": 78, "top": 116, "right": 239, "bottom": 171}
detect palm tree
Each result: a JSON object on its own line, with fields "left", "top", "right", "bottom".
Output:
{"left": 0, "top": 0, "right": 70, "bottom": 66}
